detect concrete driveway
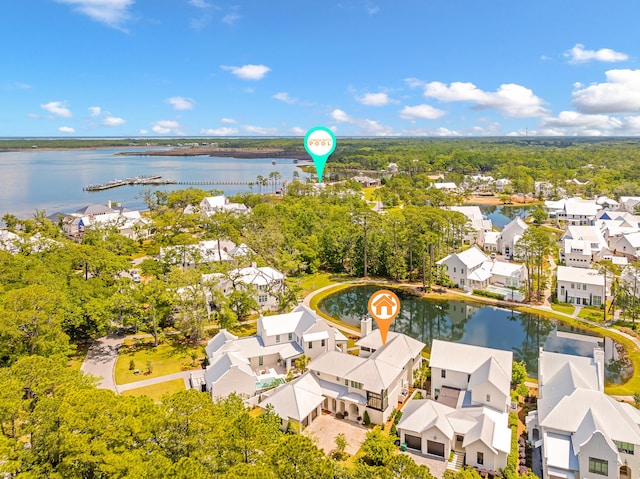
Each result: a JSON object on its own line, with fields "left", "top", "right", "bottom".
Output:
{"left": 81, "top": 334, "right": 123, "bottom": 392}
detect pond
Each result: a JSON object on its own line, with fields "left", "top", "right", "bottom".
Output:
{"left": 475, "top": 204, "right": 535, "bottom": 229}
{"left": 318, "top": 284, "right": 632, "bottom": 384}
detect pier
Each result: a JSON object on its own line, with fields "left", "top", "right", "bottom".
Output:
{"left": 83, "top": 176, "right": 268, "bottom": 191}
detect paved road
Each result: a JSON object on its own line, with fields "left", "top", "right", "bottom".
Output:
{"left": 81, "top": 334, "right": 123, "bottom": 393}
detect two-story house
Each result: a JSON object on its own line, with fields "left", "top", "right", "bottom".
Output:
{"left": 526, "top": 348, "right": 640, "bottom": 479}
{"left": 396, "top": 340, "right": 513, "bottom": 471}
{"left": 556, "top": 265, "right": 608, "bottom": 306}
{"left": 499, "top": 217, "right": 528, "bottom": 259}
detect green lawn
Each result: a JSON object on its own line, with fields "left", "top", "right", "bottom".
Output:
{"left": 120, "top": 378, "right": 186, "bottom": 401}
{"left": 578, "top": 306, "right": 606, "bottom": 323}
{"left": 551, "top": 303, "right": 575, "bottom": 316}
{"left": 115, "top": 337, "right": 204, "bottom": 385}
{"left": 362, "top": 187, "right": 378, "bottom": 201}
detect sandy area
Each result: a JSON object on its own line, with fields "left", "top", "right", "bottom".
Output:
{"left": 465, "top": 195, "right": 538, "bottom": 205}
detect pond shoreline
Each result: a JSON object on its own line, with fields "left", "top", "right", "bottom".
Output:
{"left": 304, "top": 279, "right": 640, "bottom": 397}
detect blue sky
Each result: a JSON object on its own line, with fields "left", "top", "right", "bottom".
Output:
{"left": 2, "top": 0, "right": 640, "bottom": 137}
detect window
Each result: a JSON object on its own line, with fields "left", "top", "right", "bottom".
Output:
{"left": 589, "top": 458, "right": 608, "bottom": 476}
{"left": 593, "top": 296, "right": 602, "bottom": 307}
{"left": 571, "top": 283, "right": 575, "bottom": 289}
{"left": 321, "top": 339, "right": 326, "bottom": 347}
{"left": 616, "top": 441, "right": 635, "bottom": 455}
{"left": 486, "top": 394, "right": 491, "bottom": 402}
{"left": 258, "top": 294, "right": 268, "bottom": 303}
{"left": 441, "top": 369, "right": 446, "bottom": 378}
{"left": 454, "top": 267, "right": 457, "bottom": 273}
{"left": 308, "top": 342, "right": 313, "bottom": 349}
{"left": 461, "top": 268, "right": 464, "bottom": 274}
{"left": 258, "top": 356, "right": 263, "bottom": 366}
{"left": 276, "top": 335, "right": 280, "bottom": 343}
{"left": 350, "top": 380, "right": 363, "bottom": 389}
{"left": 477, "top": 452, "right": 484, "bottom": 465}
{"left": 367, "top": 390, "right": 388, "bottom": 411}
{"left": 583, "top": 284, "right": 587, "bottom": 290}
{"left": 288, "top": 333, "right": 293, "bottom": 341}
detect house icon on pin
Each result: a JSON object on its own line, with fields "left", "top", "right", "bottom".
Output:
{"left": 371, "top": 294, "right": 396, "bottom": 318}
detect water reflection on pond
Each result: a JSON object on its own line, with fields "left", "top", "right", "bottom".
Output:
{"left": 318, "top": 285, "right": 632, "bottom": 384}
{"left": 476, "top": 204, "right": 535, "bottom": 229}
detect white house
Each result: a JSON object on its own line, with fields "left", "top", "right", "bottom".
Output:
{"left": 432, "top": 182, "right": 459, "bottom": 191}
{"left": 609, "top": 232, "right": 640, "bottom": 262}
{"left": 199, "top": 195, "right": 250, "bottom": 216}
{"left": 620, "top": 196, "right": 640, "bottom": 214}
{"left": 496, "top": 178, "right": 511, "bottom": 193}
{"left": 448, "top": 206, "right": 494, "bottom": 246}
{"left": 560, "top": 226, "right": 608, "bottom": 268}
{"left": 396, "top": 340, "right": 513, "bottom": 470}
{"left": 204, "top": 265, "right": 285, "bottom": 311}
{"left": 499, "top": 217, "right": 528, "bottom": 259}
{"left": 259, "top": 319, "right": 425, "bottom": 430}
{"left": 556, "top": 265, "right": 608, "bottom": 306}
{"left": 437, "top": 245, "right": 526, "bottom": 298}
{"left": 159, "top": 240, "right": 250, "bottom": 268}
{"left": 202, "top": 304, "right": 348, "bottom": 402}
{"left": 545, "top": 198, "right": 601, "bottom": 226}
{"left": 64, "top": 203, "right": 150, "bottom": 240}
{"left": 526, "top": 348, "right": 640, "bottom": 479}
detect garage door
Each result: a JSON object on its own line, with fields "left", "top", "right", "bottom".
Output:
{"left": 405, "top": 434, "right": 422, "bottom": 451}
{"left": 427, "top": 440, "right": 445, "bottom": 457}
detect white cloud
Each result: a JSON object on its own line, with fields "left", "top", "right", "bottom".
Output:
{"left": 200, "top": 127, "right": 238, "bottom": 135}
{"left": 221, "top": 117, "right": 237, "bottom": 124}
{"left": 424, "top": 81, "right": 548, "bottom": 118}
{"left": 151, "top": 120, "right": 183, "bottom": 135}
{"left": 221, "top": 64, "right": 270, "bottom": 80}
{"left": 565, "top": 44, "right": 629, "bottom": 64}
{"left": 404, "top": 78, "right": 425, "bottom": 89}
{"left": 139, "top": 129, "right": 148, "bottom": 135}
{"left": 273, "top": 92, "right": 296, "bottom": 104}
{"left": 222, "top": 13, "right": 241, "bottom": 25}
{"left": 88, "top": 106, "right": 101, "bottom": 117}
{"left": 331, "top": 109, "right": 352, "bottom": 123}
{"left": 55, "top": 0, "right": 133, "bottom": 29}
{"left": 289, "top": 126, "right": 305, "bottom": 136}
{"left": 243, "top": 125, "right": 278, "bottom": 135}
{"left": 367, "top": 6, "right": 380, "bottom": 15}
{"left": 535, "top": 111, "right": 640, "bottom": 136}
{"left": 103, "top": 115, "right": 126, "bottom": 127}
{"left": 330, "top": 108, "right": 394, "bottom": 136}
{"left": 166, "top": 96, "right": 195, "bottom": 110}
{"left": 572, "top": 69, "right": 640, "bottom": 113}
{"left": 542, "top": 111, "right": 622, "bottom": 129}
{"left": 357, "top": 92, "right": 391, "bottom": 106}
{"left": 59, "top": 126, "right": 75, "bottom": 134}
{"left": 188, "top": 0, "right": 209, "bottom": 7}
{"left": 41, "top": 101, "right": 72, "bottom": 118}
{"left": 400, "top": 104, "right": 446, "bottom": 120}
{"left": 2, "top": 81, "right": 32, "bottom": 90}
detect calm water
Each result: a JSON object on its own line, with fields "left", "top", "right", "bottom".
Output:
{"left": 319, "top": 285, "right": 632, "bottom": 383}
{"left": 477, "top": 204, "right": 534, "bottom": 229}
{"left": 0, "top": 148, "right": 305, "bottom": 217}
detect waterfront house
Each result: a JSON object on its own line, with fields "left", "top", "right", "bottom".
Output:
{"left": 199, "top": 195, "right": 250, "bottom": 216}
{"left": 545, "top": 198, "right": 601, "bottom": 226}
{"left": 556, "top": 265, "right": 608, "bottom": 306}
{"left": 560, "top": 226, "right": 608, "bottom": 268}
{"left": 447, "top": 206, "right": 494, "bottom": 246}
{"left": 526, "top": 348, "right": 640, "bottom": 479}
{"left": 258, "top": 317, "right": 425, "bottom": 430}
{"left": 396, "top": 340, "right": 512, "bottom": 469}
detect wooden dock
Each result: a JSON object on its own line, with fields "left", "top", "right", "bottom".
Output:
{"left": 83, "top": 176, "right": 268, "bottom": 191}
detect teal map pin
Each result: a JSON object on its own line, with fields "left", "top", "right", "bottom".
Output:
{"left": 304, "top": 126, "right": 336, "bottom": 183}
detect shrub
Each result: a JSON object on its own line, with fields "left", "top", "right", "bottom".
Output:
{"left": 473, "top": 289, "right": 505, "bottom": 300}
{"left": 129, "top": 359, "right": 135, "bottom": 371}
{"left": 363, "top": 410, "right": 370, "bottom": 425}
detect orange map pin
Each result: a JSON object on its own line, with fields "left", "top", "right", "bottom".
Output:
{"left": 368, "top": 289, "right": 401, "bottom": 346}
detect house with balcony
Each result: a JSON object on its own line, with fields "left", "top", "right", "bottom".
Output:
{"left": 526, "top": 348, "right": 640, "bottom": 479}
{"left": 258, "top": 318, "right": 425, "bottom": 430}
{"left": 396, "top": 340, "right": 512, "bottom": 470}
{"left": 204, "top": 265, "right": 285, "bottom": 311}
{"left": 498, "top": 217, "right": 528, "bottom": 259}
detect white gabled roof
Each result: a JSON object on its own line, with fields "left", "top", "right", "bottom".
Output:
{"left": 258, "top": 372, "right": 325, "bottom": 422}
{"left": 556, "top": 265, "right": 605, "bottom": 286}
{"left": 205, "top": 329, "right": 239, "bottom": 357}
{"left": 204, "top": 350, "right": 253, "bottom": 386}
{"left": 502, "top": 217, "right": 528, "bottom": 235}
{"left": 468, "top": 357, "right": 511, "bottom": 393}
{"left": 430, "top": 340, "right": 513, "bottom": 379}
{"left": 438, "top": 245, "right": 489, "bottom": 269}
{"left": 396, "top": 399, "right": 456, "bottom": 438}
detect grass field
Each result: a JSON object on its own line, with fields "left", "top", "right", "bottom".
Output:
{"left": 550, "top": 303, "right": 575, "bottom": 316}
{"left": 121, "top": 378, "right": 186, "bottom": 401}
{"left": 115, "top": 337, "right": 204, "bottom": 385}
{"left": 578, "top": 306, "right": 606, "bottom": 323}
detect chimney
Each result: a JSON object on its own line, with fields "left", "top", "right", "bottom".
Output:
{"left": 361, "top": 317, "right": 373, "bottom": 337}
{"left": 107, "top": 200, "right": 112, "bottom": 208}
{"left": 593, "top": 347, "right": 605, "bottom": 391}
